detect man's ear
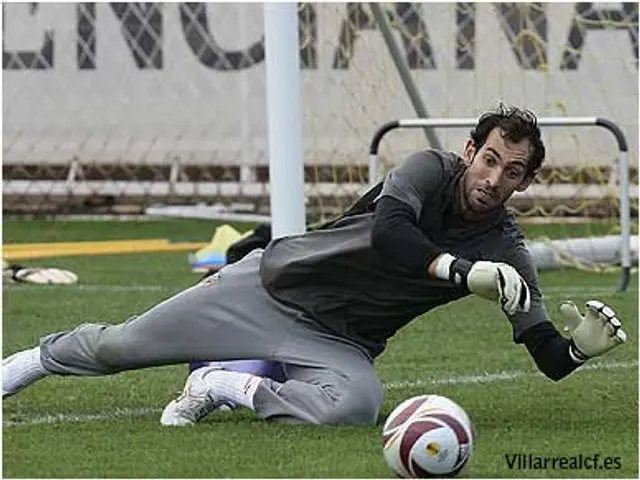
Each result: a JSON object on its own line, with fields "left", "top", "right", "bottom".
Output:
{"left": 515, "top": 172, "right": 537, "bottom": 192}
{"left": 463, "top": 139, "right": 476, "bottom": 164}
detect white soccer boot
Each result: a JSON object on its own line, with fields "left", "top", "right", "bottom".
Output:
{"left": 2, "top": 347, "right": 50, "bottom": 398}
{"left": 160, "top": 367, "right": 234, "bottom": 426}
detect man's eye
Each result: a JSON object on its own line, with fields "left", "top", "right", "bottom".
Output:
{"left": 485, "top": 156, "right": 497, "bottom": 166}
{"left": 507, "top": 169, "right": 522, "bottom": 179}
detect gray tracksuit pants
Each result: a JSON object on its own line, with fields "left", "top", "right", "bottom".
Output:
{"left": 39, "top": 250, "right": 383, "bottom": 425}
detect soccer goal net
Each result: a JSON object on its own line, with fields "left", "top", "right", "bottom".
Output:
{"left": 3, "top": 3, "right": 638, "bottom": 273}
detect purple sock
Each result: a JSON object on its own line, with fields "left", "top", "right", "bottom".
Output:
{"left": 188, "top": 360, "right": 286, "bottom": 382}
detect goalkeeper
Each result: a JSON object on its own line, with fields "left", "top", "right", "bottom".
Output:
{"left": 3, "top": 104, "right": 627, "bottom": 427}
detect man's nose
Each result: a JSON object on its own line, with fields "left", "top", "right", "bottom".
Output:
{"left": 485, "top": 167, "right": 502, "bottom": 188}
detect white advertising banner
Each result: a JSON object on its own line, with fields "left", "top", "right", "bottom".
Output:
{"left": 3, "top": 3, "right": 638, "bottom": 168}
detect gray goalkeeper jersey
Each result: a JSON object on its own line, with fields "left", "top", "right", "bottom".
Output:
{"left": 260, "top": 150, "right": 549, "bottom": 358}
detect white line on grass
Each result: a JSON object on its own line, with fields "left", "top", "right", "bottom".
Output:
{"left": 384, "top": 359, "right": 638, "bottom": 389}
{"left": 4, "top": 359, "right": 636, "bottom": 427}
{"left": 2, "top": 407, "right": 161, "bottom": 427}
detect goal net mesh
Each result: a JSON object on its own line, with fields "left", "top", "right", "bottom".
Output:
{"left": 3, "top": 3, "right": 638, "bottom": 268}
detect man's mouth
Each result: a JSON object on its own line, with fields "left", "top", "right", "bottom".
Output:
{"left": 475, "top": 188, "right": 493, "bottom": 205}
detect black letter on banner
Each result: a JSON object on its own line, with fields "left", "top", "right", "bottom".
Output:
{"left": 494, "top": 3, "right": 548, "bottom": 70}
{"left": 77, "top": 3, "right": 96, "bottom": 69}
{"left": 561, "top": 3, "right": 638, "bottom": 70}
{"left": 334, "top": 3, "right": 435, "bottom": 69}
{"left": 298, "top": 3, "right": 317, "bottom": 69}
{"left": 179, "top": 3, "right": 264, "bottom": 70}
{"left": 3, "top": 3, "right": 54, "bottom": 69}
{"left": 110, "top": 3, "right": 163, "bottom": 69}
{"left": 456, "top": 3, "right": 475, "bottom": 69}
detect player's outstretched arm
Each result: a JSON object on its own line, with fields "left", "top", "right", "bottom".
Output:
{"left": 371, "top": 197, "right": 530, "bottom": 316}
{"left": 520, "top": 300, "right": 627, "bottom": 381}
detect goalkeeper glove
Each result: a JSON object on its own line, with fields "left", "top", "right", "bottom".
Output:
{"left": 434, "top": 254, "right": 530, "bottom": 315}
{"left": 559, "top": 300, "right": 627, "bottom": 363}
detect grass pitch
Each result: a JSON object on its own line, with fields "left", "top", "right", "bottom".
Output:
{"left": 2, "top": 219, "right": 638, "bottom": 478}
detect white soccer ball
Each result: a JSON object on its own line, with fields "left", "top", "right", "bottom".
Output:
{"left": 382, "top": 394, "right": 474, "bottom": 478}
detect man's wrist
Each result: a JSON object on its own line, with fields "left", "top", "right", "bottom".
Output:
{"left": 432, "top": 253, "right": 456, "bottom": 280}
{"left": 568, "top": 340, "right": 589, "bottom": 364}
{"left": 430, "top": 253, "right": 473, "bottom": 288}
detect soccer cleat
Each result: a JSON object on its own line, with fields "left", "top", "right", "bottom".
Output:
{"left": 2, "top": 347, "right": 50, "bottom": 398}
{"left": 160, "top": 367, "right": 234, "bottom": 426}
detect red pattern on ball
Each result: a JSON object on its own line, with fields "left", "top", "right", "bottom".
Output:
{"left": 411, "top": 457, "right": 437, "bottom": 478}
{"left": 399, "top": 420, "right": 443, "bottom": 476}
{"left": 428, "top": 413, "right": 471, "bottom": 469}
{"left": 386, "top": 397, "right": 429, "bottom": 432}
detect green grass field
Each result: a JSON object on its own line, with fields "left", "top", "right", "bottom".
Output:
{"left": 3, "top": 219, "right": 638, "bottom": 478}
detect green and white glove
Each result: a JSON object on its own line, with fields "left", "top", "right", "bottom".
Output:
{"left": 465, "top": 261, "right": 530, "bottom": 315}
{"left": 443, "top": 257, "right": 530, "bottom": 316}
{"left": 433, "top": 254, "right": 530, "bottom": 315}
{"left": 559, "top": 300, "right": 627, "bottom": 363}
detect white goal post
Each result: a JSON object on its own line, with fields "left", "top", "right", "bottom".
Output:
{"left": 263, "top": 2, "right": 306, "bottom": 239}
{"left": 368, "top": 116, "right": 632, "bottom": 291}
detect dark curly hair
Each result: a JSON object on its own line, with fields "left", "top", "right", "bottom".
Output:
{"left": 470, "top": 104, "right": 546, "bottom": 176}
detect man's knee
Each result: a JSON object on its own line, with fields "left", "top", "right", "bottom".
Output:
{"left": 255, "top": 371, "right": 383, "bottom": 425}
{"left": 316, "top": 378, "right": 383, "bottom": 425}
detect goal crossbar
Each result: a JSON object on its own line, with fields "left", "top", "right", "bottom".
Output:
{"left": 368, "top": 117, "right": 631, "bottom": 292}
